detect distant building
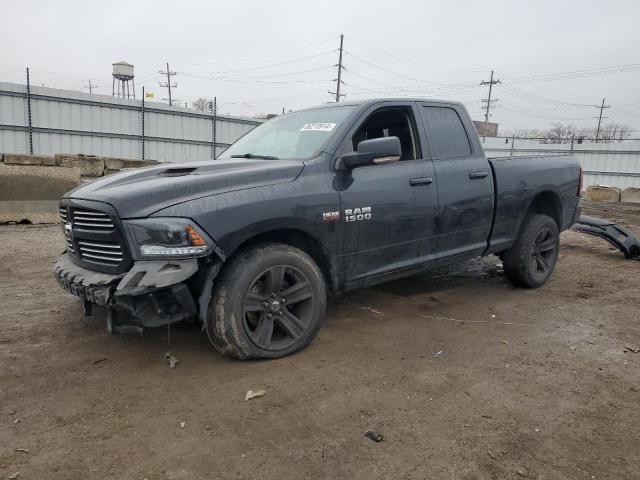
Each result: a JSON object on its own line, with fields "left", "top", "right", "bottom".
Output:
{"left": 473, "top": 120, "right": 498, "bottom": 137}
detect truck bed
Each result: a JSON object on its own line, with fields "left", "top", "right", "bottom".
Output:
{"left": 486, "top": 154, "right": 582, "bottom": 254}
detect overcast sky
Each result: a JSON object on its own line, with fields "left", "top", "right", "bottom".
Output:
{"left": 1, "top": 0, "right": 639, "bottom": 133}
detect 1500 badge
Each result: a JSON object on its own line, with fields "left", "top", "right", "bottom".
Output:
{"left": 345, "top": 207, "right": 372, "bottom": 222}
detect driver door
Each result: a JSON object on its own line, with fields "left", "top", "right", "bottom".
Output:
{"left": 336, "top": 103, "right": 439, "bottom": 285}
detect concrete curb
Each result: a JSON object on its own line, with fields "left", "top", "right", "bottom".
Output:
{"left": 0, "top": 153, "right": 161, "bottom": 223}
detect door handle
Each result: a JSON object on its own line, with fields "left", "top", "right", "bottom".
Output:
{"left": 469, "top": 171, "right": 489, "bottom": 179}
{"left": 410, "top": 177, "right": 433, "bottom": 186}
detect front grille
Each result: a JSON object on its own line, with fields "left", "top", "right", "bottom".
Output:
{"left": 72, "top": 209, "right": 115, "bottom": 230}
{"left": 59, "top": 201, "right": 132, "bottom": 274}
{"left": 77, "top": 240, "right": 123, "bottom": 266}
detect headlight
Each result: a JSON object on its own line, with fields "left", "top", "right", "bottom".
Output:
{"left": 123, "top": 218, "right": 214, "bottom": 259}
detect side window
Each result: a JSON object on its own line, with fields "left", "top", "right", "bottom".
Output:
{"left": 421, "top": 106, "right": 472, "bottom": 159}
{"left": 351, "top": 108, "right": 419, "bottom": 161}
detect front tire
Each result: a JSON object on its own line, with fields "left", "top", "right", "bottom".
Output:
{"left": 503, "top": 214, "right": 560, "bottom": 288}
{"left": 206, "top": 243, "right": 327, "bottom": 359}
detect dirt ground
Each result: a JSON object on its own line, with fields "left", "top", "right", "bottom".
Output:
{"left": 1, "top": 200, "right": 639, "bottom": 480}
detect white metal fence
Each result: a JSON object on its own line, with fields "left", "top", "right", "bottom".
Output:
{"left": 0, "top": 81, "right": 261, "bottom": 162}
{"left": 482, "top": 136, "right": 640, "bottom": 190}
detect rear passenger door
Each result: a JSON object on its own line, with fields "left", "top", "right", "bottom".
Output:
{"left": 418, "top": 103, "right": 494, "bottom": 258}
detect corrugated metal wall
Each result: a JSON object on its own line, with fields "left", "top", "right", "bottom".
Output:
{"left": 482, "top": 137, "right": 640, "bottom": 190}
{"left": 0, "top": 82, "right": 261, "bottom": 162}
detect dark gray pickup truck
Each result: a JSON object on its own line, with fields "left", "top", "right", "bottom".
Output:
{"left": 55, "top": 98, "right": 582, "bottom": 359}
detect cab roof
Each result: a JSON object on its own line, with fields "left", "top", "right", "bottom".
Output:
{"left": 296, "top": 97, "right": 466, "bottom": 112}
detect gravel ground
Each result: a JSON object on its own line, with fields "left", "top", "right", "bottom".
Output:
{"left": 1, "top": 200, "right": 639, "bottom": 480}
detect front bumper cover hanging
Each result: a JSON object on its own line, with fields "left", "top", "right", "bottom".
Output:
{"left": 573, "top": 215, "right": 640, "bottom": 260}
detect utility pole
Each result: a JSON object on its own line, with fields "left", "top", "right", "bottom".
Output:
{"left": 26, "top": 67, "right": 33, "bottom": 155}
{"left": 480, "top": 70, "right": 500, "bottom": 142}
{"left": 159, "top": 62, "right": 177, "bottom": 106}
{"left": 329, "top": 34, "right": 346, "bottom": 102}
{"left": 209, "top": 97, "right": 217, "bottom": 160}
{"left": 594, "top": 98, "right": 610, "bottom": 143}
{"left": 84, "top": 79, "right": 97, "bottom": 95}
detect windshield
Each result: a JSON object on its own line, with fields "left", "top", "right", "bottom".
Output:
{"left": 220, "top": 105, "right": 356, "bottom": 160}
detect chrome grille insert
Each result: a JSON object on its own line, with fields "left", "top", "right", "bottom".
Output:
{"left": 73, "top": 210, "right": 114, "bottom": 229}
{"left": 60, "top": 203, "right": 130, "bottom": 273}
{"left": 78, "top": 240, "right": 123, "bottom": 265}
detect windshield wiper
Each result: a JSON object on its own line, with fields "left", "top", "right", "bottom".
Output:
{"left": 230, "top": 153, "right": 280, "bottom": 160}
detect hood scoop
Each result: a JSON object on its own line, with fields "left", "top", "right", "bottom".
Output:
{"left": 161, "top": 167, "right": 198, "bottom": 177}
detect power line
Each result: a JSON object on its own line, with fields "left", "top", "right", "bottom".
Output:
{"left": 502, "top": 63, "right": 640, "bottom": 84}
{"left": 344, "top": 79, "right": 482, "bottom": 97}
{"left": 344, "top": 50, "right": 476, "bottom": 88}
{"left": 347, "top": 37, "right": 488, "bottom": 74}
{"left": 500, "top": 84, "right": 596, "bottom": 108}
{"left": 498, "top": 100, "right": 595, "bottom": 121}
{"left": 172, "top": 37, "right": 335, "bottom": 66}
{"left": 180, "top": 73, "right": 329, "bottom": 84}
{"left": 159, "top": 62, "right": 177, "bottom": 106}
{"left": 178, "top": 65, "right": 333, "bottom": 82}
{"left": 183, "top": 51, "right": 334, "bottom": 75}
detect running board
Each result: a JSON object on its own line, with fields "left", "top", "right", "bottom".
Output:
{"left": 573, "top": 215, "right": 640, "bottom": 259}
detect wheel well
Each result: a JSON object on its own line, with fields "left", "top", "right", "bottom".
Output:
{"left": 230, "top": 229, "right": 336, "bottom": 294}
{"left": 527, "top": 191, "right": 561, "bottom": 229}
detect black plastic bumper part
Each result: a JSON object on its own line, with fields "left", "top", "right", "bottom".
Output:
{"left": 573, "top": 215, "right": 640, "bottom": 259}
{"left": 54, "top": 253, "right": 201, "bottom": 328}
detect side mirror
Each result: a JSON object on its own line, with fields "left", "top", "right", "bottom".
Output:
{"left": 336, "top": 136, "right": 402, "bottom": 170}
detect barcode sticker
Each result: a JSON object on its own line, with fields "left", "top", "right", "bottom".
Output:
{"left": 300, "top": 123, "right": 336, "bottom": 132}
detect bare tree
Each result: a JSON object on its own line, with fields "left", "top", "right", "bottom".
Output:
{"left": 582, "top": 122, "right": 632, "bottom": 142}
{"left": 541, "top": 123, "right": 577, "bottom": 144}
{"left": 515, "top": 128, "right": 542, "bottom": 139}
{"left": 191, "top": 97, "right": 213, "bottom": 112}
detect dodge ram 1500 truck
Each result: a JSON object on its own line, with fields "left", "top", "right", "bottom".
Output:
{"left": 55, "top": 98, "right": 582, "bottom": 359}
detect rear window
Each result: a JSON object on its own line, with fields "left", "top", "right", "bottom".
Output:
{"left": 421, "top": 106, "right": 472, "bottom": 159}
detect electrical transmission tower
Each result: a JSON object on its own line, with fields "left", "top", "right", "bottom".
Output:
{"left": 159, "top": 63, "right": 177, "bottom": 106}
{"left": 329, "top": 34, "right": 346, "bottom": 102}
{"left": 594, "top": 98, "right": 610, "bottom": 143}
{"left": 480, "top": 70, "right": 500, "bottom": 142}
{"left": 84, "top": 79, "right": 98, "bottom": 95}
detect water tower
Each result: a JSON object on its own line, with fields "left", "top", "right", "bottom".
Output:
{"left": 112, "top": 61, "right": 135, "bottom": 99}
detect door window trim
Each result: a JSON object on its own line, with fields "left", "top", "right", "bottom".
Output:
{"left": 332, "top": 103, "right": 425, "bottom": 171}
{"left": 419, "top": 103, "right": 476, "bottom": 160}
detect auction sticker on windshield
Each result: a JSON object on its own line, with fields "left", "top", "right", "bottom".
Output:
{"left": 300, "top": 123, "right": 336, "bottom": 132}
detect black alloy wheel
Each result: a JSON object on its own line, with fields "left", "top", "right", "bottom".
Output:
{"left": 206, "top": 243, "right": 327, "bottom": 359}
{"left": 530, "top": 227, "right": 557, "bottom": 276}
{"left": 242, "top": 265, "right": 315, "bottom": 351}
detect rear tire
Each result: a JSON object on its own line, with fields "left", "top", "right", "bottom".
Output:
{"left": 503, "top": 214, "right": 560, "bottom": 288}
{"left": 205, "top": 243, "right": 327, "bottom": 359}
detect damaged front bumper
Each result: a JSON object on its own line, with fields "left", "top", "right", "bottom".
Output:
{"left": 54, "top": 253, "right": 206, "bottom": 329}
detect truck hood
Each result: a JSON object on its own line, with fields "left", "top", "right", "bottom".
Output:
{"left": 65, "top": 159, "right": 304, "bottom": 218}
